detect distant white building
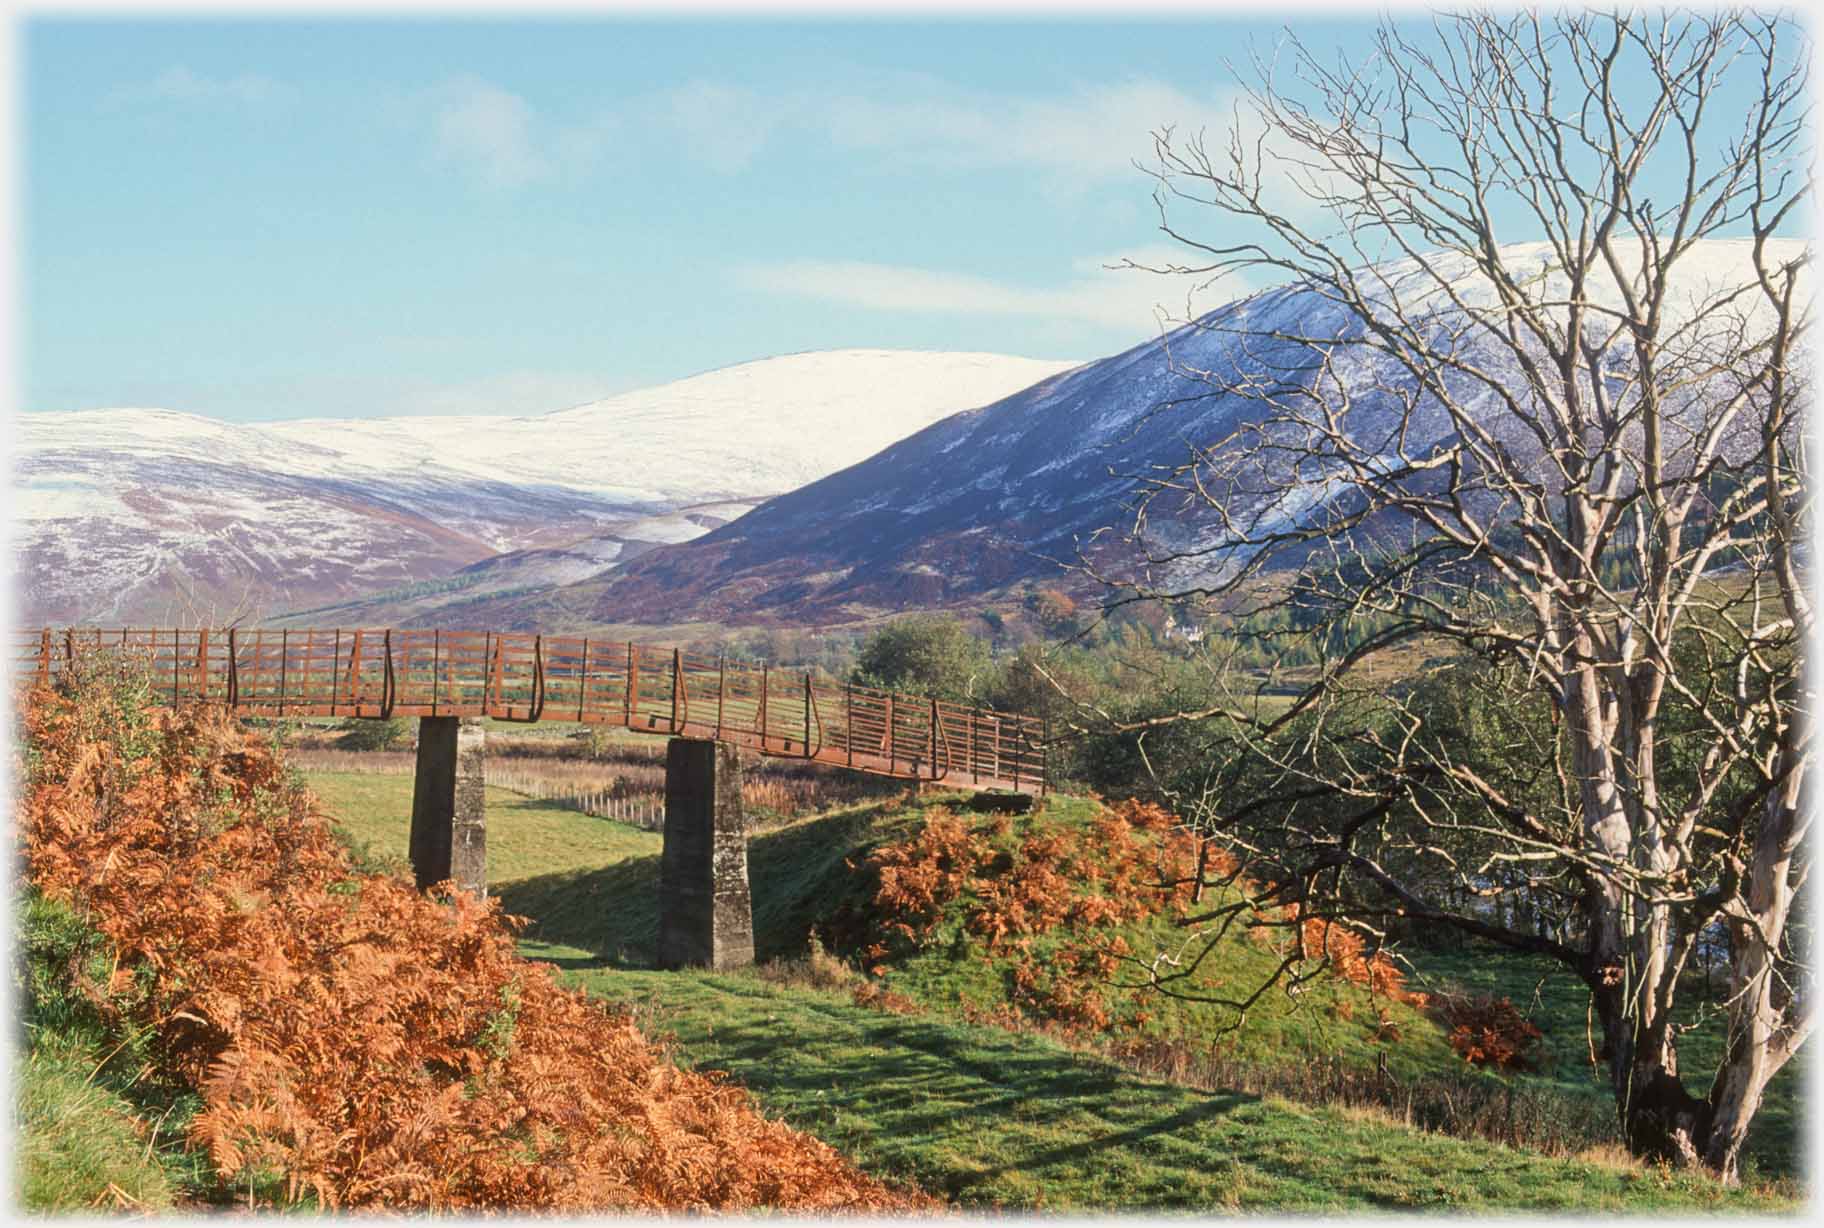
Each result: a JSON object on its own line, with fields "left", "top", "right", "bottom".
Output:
{"left": 1164, "top": 615, "right": 1205, "bottom": 646}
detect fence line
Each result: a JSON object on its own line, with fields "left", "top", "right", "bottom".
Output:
{"left": 287, "top": 748, "right": 668, "bottom": 830}
{"left": 483, "top": 763, "right": 666, "bottom": 830}
{"left": 17, "top": 625, "right": 1047, "bottom": 792}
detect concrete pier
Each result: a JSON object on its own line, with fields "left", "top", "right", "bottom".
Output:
{"left": 409, "top": 715, "right": 488, "bottom": 895}
{"left": 657, "top": 738, "right": 754, "bottom": 970}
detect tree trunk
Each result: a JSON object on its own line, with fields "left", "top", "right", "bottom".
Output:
{"left": 1596, "top": 972, "right": 1720, "bottom": 1177}
{"left": 1702, "top": 1038, "right": 1769, "bottom": 1186}
{"left": 1700, "top": 763, "right": 1807, "bottom": 1184}
{"left": 1615, "top": 1054, "right": 1714, "bottom": 1172}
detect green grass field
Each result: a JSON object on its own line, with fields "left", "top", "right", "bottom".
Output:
{"left": 302, "top": 769, "right": 1806, "bottom": 1210}
{"left": 546, "top": 960, "right": 1786, "bottom": 1211}
{"left": 305, "top": 770, "right": 660, "bottom": 885}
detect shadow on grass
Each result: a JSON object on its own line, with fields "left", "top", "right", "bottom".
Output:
{"left": 578, "top": 970, "right": 1259, "bottom": 1205}
{"left": 496, "top": 854, "right": 660, "bottom": 968}
{"left": 720, "top": 1007, "right": 1251, "bottom": 1176}
{"left": 494, "top": 798, "right": 920, "bottom": 969}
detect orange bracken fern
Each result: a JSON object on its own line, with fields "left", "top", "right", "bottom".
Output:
{"left": 17, "top": 662, "right": 932, "bottom": 1212}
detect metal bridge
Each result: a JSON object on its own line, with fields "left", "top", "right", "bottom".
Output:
{"left": 16, "top": 626, "right": 1048, "bottom": 794}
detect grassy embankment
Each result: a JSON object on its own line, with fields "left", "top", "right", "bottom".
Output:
{"left": 1408, "top": 944, "right": 1805, "bottom": 1179}
{"left": 308, "top": 770, "right": 1804, "bottom": 1211}
{"left": 17, "top": 891, "right": 213, "bottom": 1212}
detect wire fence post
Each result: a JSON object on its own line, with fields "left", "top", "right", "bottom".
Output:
{"left": 928, "top": 696, "right": 938, "bottom": 783}
{"left": 716, "top": 654, "right": 726, "bottom": 739}
{"left": 671, "top": 647, "right": 683, "bottom": 732}
{"left": 626, "top": 641, "right": 638, "bottom": 729}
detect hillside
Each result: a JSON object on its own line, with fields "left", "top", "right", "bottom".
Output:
{"left": 464, "top": 237, "right": 1809, "bottom": 627}
{"left": 301, "top": 768, "right": 1800, "bottom": 1210}
{"left": 484, "top": 789, "right": 1798, "bottom": 1178}
{"left": 13, "top": 349, "right": 1078, "bottom": 626}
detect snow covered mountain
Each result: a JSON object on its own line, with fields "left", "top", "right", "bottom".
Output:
{"left": 480, "top": 237, "right": 1810, "bottom": 628}
{"left": 12, "top": 350, "right": 1081, "bottom": 626}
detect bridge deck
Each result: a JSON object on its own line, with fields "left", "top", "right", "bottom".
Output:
{"left": 15, "top": 627, "right": 1047, "bottom": 794}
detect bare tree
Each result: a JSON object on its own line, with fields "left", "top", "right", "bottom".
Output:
{"left": 1078, "top": 8, "right": 1811, "bottom": 1182}
{"left": 157, "top": 571, "right": 268, "bottom": 632}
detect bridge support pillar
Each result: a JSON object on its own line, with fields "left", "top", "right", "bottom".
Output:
{"left": 410, "top": 716, "right": 487, "bottom": 896}
{"left": 658, "top": 738, "right": 753, "bottom": 971}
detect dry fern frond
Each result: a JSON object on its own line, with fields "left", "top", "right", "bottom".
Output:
{"left": 18, "top": 669, "right": 930, "bottom": 1213}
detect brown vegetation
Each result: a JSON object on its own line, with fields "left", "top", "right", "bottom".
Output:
{"left": 854, "top": 800, "right": 1542, "bottom": 1069}
{"left": 17, "top": 663, "right": 929, "bottom": 1212}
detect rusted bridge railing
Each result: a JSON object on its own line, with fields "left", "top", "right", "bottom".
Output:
{"left": 15, "top": 627, "right": 1048, "bottom": 794}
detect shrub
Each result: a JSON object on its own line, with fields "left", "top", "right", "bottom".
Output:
{"left": 756, "top": 933, "right": 865, "bottom": 994}
{"left": 1029, "top": 588, "right": 1079, "bottom": 632}
{"left": 333, "top": 716, "right": 409, "bottom": 751}
{"left": 852, "top": 615, "right": 992, "bottom": 702}
{"left": 850, "top": 800, "right": 1219, "bottom": 1037}
{"left": 1434, "top": 993, "right": 1547, "bottom": 1071}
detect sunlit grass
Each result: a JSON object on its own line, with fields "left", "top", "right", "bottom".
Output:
{"left": 302, "top": 770, "right": 660, "bottom": 887}
{"left": 302, "top": 771, "right": 1806, "bottom": 1209}
{"left": 17, "top": 1041, "right": 181, "bottom": 1213}
{"left": 536, "top": 958, "right": 1797, "bottom": 1211}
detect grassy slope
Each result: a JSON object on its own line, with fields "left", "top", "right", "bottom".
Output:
{"left": 306, "top": 770, "right": 1802, "bottom": 1210}
{"left": 17, "top": 1046, "right": 177, "bottom": 1213}
{"left": 16, "top": 894, "right": 212, "bottom": 1213}
{"left": 840, "top": 794, "right": 1459, "bottom": 1077}
{"left": 1405, "top": 943, "right": 1805, "bottom": 1181}
{"left": 548, "top": 963, "right": 1778, "bottom": 1211}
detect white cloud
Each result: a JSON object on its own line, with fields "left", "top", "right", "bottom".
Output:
{"left": 631, "top": 73, "right": 1238, "bottom": 186}
{"left": 656, "top": 81, "right": 782, "bottom": 174}
{"left": 422, "top": 76, "right": 614, "bottom": 190}
{"left": 403, "top": 67, "right": 1294, "bottom": 229}
{"left": 738, "top": 247, "right": 1249, "bottom": 334}
{"left": 824, "top": 78, "right": 1234, "bottom": 184}
{"left": 125, "top": 66, "right": 295, "bottom": 106}
{"left": 431, "top": 78, "right": 548, "bottom": 188}
{"left": 408, "top": 69, "right": 1245, "bottom": 199}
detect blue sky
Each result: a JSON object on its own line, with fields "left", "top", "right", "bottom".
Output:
{"left": 20, "top": 13, "right": 1807, "bottom": 423}
{"left": 22, "top": 14, "right": 1386, "bottom": 421}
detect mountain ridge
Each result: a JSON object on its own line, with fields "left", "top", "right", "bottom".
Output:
{"left": 451, "top": 236, "right": 1810, "bottom": 629}
{"left": 14, "top": 349, "right": 1080, "bottom": 625}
